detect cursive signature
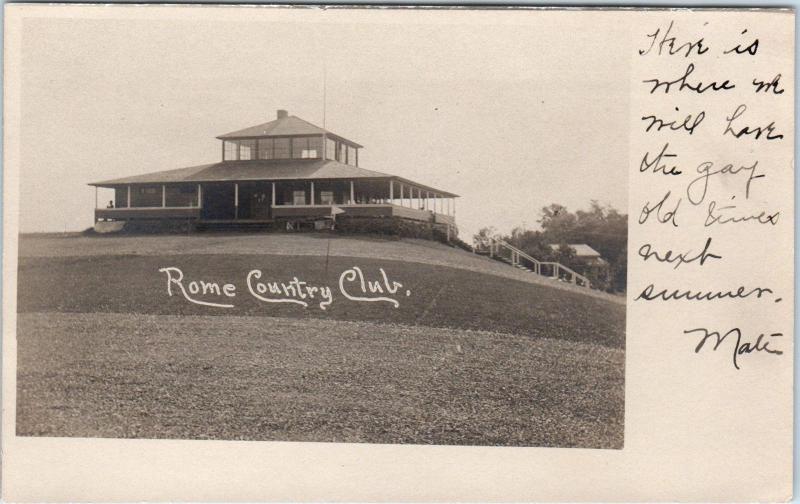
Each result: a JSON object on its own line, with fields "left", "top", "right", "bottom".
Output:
{"left": 685, "top": 327, "right": 783, "bottom": 369}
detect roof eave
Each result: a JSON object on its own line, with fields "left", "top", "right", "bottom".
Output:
{"left": 324, "top": 133, "right": 364, "bottom": 149}
{"left": 89, "top": 176, "right": 458, "bottom": 197}
{"left": 390, "top": 176, "right": 458, "bottom": 198}
{"left": 215, "top": 133, "right": 364, "bottom": 149}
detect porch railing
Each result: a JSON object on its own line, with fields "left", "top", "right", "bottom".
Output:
{"left": 95, "top": 207, "right": 201, "bottom": 220}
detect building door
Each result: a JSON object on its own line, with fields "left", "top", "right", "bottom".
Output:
{"left": 238, "top": 182, "right": 271, "bottom": 220}
{"left": 200, "top": 183, "right": 236, "bottom": 220}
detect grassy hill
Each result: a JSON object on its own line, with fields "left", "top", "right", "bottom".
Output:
{"left": 15, "top": 233, "right": 625, "bottom": 448}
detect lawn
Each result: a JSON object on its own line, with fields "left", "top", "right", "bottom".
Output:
{"left": 15, "top": 235, "right": 626, "bottom": 448}
{"left": 17, "top": 253, "right": 625, "bottom": 348}
{"left": 17, "top": 313, "right": 624, "bottom": 448}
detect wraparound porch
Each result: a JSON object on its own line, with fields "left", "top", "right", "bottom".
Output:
{"left": 95, "top": 179, "right": 457, "bottom": 226}
{"left": 95, "top": 204, "right": 455, "bottom": 226}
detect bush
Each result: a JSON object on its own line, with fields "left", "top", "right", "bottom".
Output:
{"left": 336, "top": 216, "right": 459, "bottom": 245}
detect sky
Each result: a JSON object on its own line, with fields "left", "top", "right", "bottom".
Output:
{"left": 17, "top": 7, "right": 628, "bottom": 240}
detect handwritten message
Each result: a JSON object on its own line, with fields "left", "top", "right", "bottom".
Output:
{"left": 632, "top": 19, "right": 792, "bottom": 369}
{"left": 158, "top": 266, "right": 411, "bottom": 310}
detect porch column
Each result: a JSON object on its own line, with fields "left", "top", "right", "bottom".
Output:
{"left": 310, "top": 181, "right": 315, "bottom": 205}
{"left": 447, "top": 198, "right": 451, "bottom": 216}
{"left": 350, "top": 181, "right": 355, "bottom": 204}
{"left": 271, "top": 182, "right": 276, "bottom": 206}
{"left": 399, "top": 184, "right": 404, "bottom": 206}
{"left": 453, "top": 198, "right": 456, "bottom": 216}
{"left": 426, "top": 191, "right": 430, "bottom": 211}
{"left": 389, "top": 180, "right": 394, "bottom": 203}
{"left": 127, "top": 186, "right": 131, "bottom": 208}
{"left": 162, "top": 185, "right": 166, "bottom": 208}
{"left": 234, "top": 183, "right": 239, "bottom": 219}
{"left": 197, "top": 184, "right": 202, "bottom": 208}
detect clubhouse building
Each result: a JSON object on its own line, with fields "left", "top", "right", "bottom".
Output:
{"left": 90, "top": 110, "right": 458, "bottom": 233}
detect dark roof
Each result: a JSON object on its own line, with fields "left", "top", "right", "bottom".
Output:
{"left": 89, "top": 159, "right": 458, "bottom": 197}
{"left": 217, "top": 115, "right": 363, "bottom": 147}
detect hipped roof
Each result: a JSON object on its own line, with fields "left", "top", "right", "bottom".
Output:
{"left": 217, "top": 115, "right": 363, "bottom": 148}
{"left": 89, "top": 159, "right": 458, "bottom": 197}
{"left": 548, "top": 243, "right": 602, "bottom": 258}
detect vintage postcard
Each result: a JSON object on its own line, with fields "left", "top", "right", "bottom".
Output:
{"left": 2, "top": 4, "right": 794, "bottom": 502}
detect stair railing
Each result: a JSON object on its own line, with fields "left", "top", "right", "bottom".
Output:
{"left": 473, "top": 236, "right": 591, "bottom": 288}
{"left": 495, "top": 239, "right": 542, "bottom": 275}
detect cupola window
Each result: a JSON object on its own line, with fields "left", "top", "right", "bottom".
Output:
{"left": 292, "top": 137, "right": 322, "bottom": 159}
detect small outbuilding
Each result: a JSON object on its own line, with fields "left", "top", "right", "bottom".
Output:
{"left": 548, "top": 243, "right": 607, "bottom": 265}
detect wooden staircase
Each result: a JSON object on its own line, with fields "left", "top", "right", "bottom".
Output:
{"left": 473, "top": 236, "right": 591, "bottom": 288}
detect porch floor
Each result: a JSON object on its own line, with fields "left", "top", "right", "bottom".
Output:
{"left": 198, "top": 219, "right": 275, "bottom": 224}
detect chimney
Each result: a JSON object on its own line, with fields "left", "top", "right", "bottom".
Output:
{"left": 277, "top": 109, "right": 288, "bottom": 119}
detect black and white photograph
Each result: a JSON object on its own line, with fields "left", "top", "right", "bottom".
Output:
{"left": 13, "top": 7, "right": 628, "bottom": 450}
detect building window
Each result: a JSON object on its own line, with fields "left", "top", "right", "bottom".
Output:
{"left": 131, "top": 185, "right": 162, "bottom": 207}
{"left": 309, "top": 137, "right": 322, "bottom": 157}
{"left": 223, "top": 141, "right": 238, "bottom": 161}
{"left": 292, "top": 139, "right": 304, "bottom": 158}
{"left": 239, "top": 140, "right": 256, "bottom": 160}
{"left": 114, "top": 187, "right": 127, "bottom": 208}
{"left": 166, "top": 185, "right": 198, "bottom": 207}
{"left": 320, "top": 191, "right": 334, "bottom": 205}
{"left": 292, "top": 190, "right": 306, "bottom": 205}
{"left": 258, "top": 138, "right": 274, "bottom": 159}
{"left": 273, "top": 138, "right": 291, "bottom": 159}
{"left": 292, "top": 137, "right": 322, "bottom": 159}
{"left": 326, "top": 138, "right": 336, "bottom": 160}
